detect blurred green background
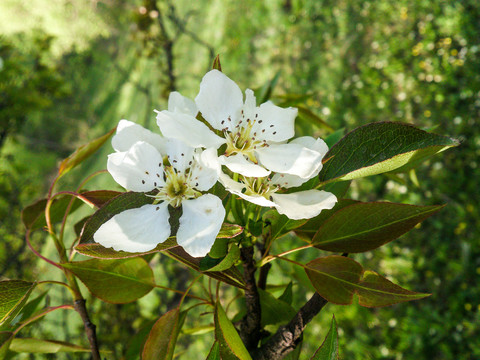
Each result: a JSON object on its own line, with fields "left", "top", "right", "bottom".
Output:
{"left": 1, "top": 0, "right": 478, "bottom": 359}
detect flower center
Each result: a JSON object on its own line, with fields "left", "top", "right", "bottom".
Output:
{"left": 154, "top": 166, "right": 199, "bottom": 207}
{"left": 223, "top": 112, "right": 266, "bottom": 163}
{"left": 241, "top": 176, "right": 279, "bottom": 200}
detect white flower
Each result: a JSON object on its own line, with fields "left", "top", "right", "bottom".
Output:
{"left": 155, "top": 70, "right": 324, "bottom": 179}
{"left": 219, "top": 171, "right": 337, "bottom": 220}
{"left": 217, "top": 135, "right": 337, "bottom": 220}
{"left": 93, "top": 121, "right": 225, "bottom": 257}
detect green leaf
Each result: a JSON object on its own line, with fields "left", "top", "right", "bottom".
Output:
{"left": 311, "top": 202, "right": 444, "bottom": 253}
{"left": 322, "top": 180, "right": 351, "bottom": 198}
{"left": 319, "top": 122, "right": 459, "bottom": 184}
{"left": 259, "top": 289, "right": 296, "bottom": 327}
{"left": 79, "top": 190, "right": 122, "bottom": 208}
{"left": 58, "top": 127, "right": 115, "bottom": 178}
{"left": 142, "top": 308, "right": 186, "bottom": 360}
{"left": 278, "top": 282, "right": 293, "bottom": 305}
{"left": 263, "top": 210, "right": 307, "bottom": 241}
{"left": 200, "top": 244, "right": 240, "bottom": 272}
{"left": 217, "top": 223, "right": 244, "bottom": 239}
{"left": 166, "top": 247, "right": 245, "bottom": 289}
{"left": 324, "top": 128, "right": 345, "bottom": 148}
{"left": 206, "top": 342, "right": 220, "bottom": 360}
{"left": 214, "top": 303, "right": 252, "bottom": 360}
{"left": 310, "top": 315, "right": 338, "bottom": 360}
{"left": 305, "top": 256, "right": 430, "bottom": 307}
{"left": 22, "top": 196, "right": 83, "bottom": 231}
{"left": 75, "top": 239, "right": 177, "bottom": 259}
{"left": 256, "top": 71, "right": 280, "bottom": 104}
{"left": 12, "top": 292, "right": 47, "bottom": 326}
{"left": 62, "top": 258, "right": 154, "bottom": 303}
{"left": 297, "top": 199, "right": 358, "bottom": 235}
{"left": 0, "top": 281, "right": 36, "bottom": 327}
{"left": 78, "top": 191, "right": 154, "bottom": 245}
{"left": 0, "top": 332, "right": 13, "bottom": 359}
{"left": 297, "top": 106, "right": 334, "bottom": 132}
{"left": 9, "top": 338, "right": 92, "bottom": 353}
{"left": 125, "top": 320, "right": 156, "bottom": 360}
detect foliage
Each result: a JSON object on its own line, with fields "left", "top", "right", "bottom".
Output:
{"left": 0, "top": 0, "right": 478, "bottom": 359}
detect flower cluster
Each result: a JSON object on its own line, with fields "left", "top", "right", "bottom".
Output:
{"left": 94, "top": 70, "right": 337, "bottom": 257}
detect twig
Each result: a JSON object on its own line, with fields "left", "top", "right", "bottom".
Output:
{"left": 238, "top": 245, "right": 262, "bottom": 351}
{"left": 254, "top": 293, "right": 328, "bottom": 359}
{"left": 74, "top": 299, "right": 101, "bottom": 360}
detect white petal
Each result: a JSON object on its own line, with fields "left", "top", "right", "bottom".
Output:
{"left": 176, "top": 195, "right": 226, "bottom": 257}
{"left": 242, "top": 89, "right": 257, "bottom": 121}
{"left": 270, "top": 137, "right": 329, "bottom": 188}
{"left": 107, "top": 141, "right": 165, "bottom": 192}
{"left": 271, "top": 190, "right": 337, "bottom": 220}
{"left": 166, "top": 138, "right": 194, "bottom": 173}
{"left": 291, "top": 136, "right": 329, "bottom": 157}
{"left": 93, "top": 203, "right": 170, "bottom": 252}
{"left": 218, "top": 173, "right": 276, "bottom": 207}
{"left": 156, "top": 110, "right": 225, "bottom": 149}
{"left": 256, "top": 143, "right": 322, "bottom": 178}
{"left": 253, "top": 102, "right": 297, "bottom": 142}
{"left": 190, "top": 148, "right": 220, "bottom": 191}
{"left": 112, "top": 119, "right": 167, "bottom": 154}
{"left": 168, "top": 91, "right": 197, "bottom": 116}
{"left": 195, "top": 70, "right": 243, "bottom": 130}
{"left": 220, "top": 154, "right": 271, "bottom": 177}
{"left": 271, "top": 173, "right": 309, "bottom": 188}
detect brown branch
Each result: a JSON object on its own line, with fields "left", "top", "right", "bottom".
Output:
{"left": 148, "top": 0, "right": 176, "bottom": 92}
{"left": 238, "top": 245, "right": 262, "bottom": 351}
{"left": 254, "top": 293, "right": 328, "bottom": 360}
{"left": 74, "top": 299, "right": 101, "bottom": 360}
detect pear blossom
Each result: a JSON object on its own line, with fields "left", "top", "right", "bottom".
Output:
{"left": 218, "top": 163, "right": 337, "bottom": 220}
{"left": 217, "top": 132, "right": 336, "bottom": 219}
{"left": 93, "top": 121, "right": 225, "bottom": 257}
{"left": 156, "top": 70, "right": 324, "bottom": 180}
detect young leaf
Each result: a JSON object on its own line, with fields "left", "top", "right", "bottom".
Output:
{"left": 142, "top": 308, "right": 186, "bottom": 360}
{"left": 258, "top": 289, "right": 296, "bottom": 327}
{"left": 0, "top": 281, "right": 36, "bottom": 327}
{"left": 305, "top": 256, "right": 429, "bottom": 307}
{"left": 125, "top": 320, "right": 156, "bottom": 360}
{"left": 214, "top": 303, "right": 252, "bottom": 360}
{"left": 200, "top": 244, "right": 240, "bottom": 272}
{"left": 166, "top": 247, "right": 245, "bottom": 289}
{"left": 58, "top": 127, "right": 115, "bottom": 178}
{"left": 297, "top": 199, "right": 358, "bottom": 235}
{"left": 75, "top": 239, "right": 177, "bottom": 259}
{"left": 12, "top": 291, "right": 47, "bottom": 326}
{"left": 310, "top": 315, "right": 338, "bottom": 360}
{"left": 0, "top": 332, "right": 13, "bottom": 359}
{"left": 206, "top": 342, "right": 221, "bottom": 360}
{"left": 312, "top": 202, "right": 444, "bottom": 253}
{"left": 278, "top": 282, "right": 293, "bottom": 305}
{"left": 212, "top": 55, "right": 222, "bottom": 71}
{"left": 297, "top": 106, "right": 334, "bottom": 132}
{"left": 62, "top": 258, "right": 154, "bottom": 303}
{"left": 319, "top": 122, "right": 459, "bottom": 184}
{"left": 9, "top": 338, "right": 92, "bottom": 353}
{"left": 78, "top": 190, "right": 122, "bottom": 208}
{"left": 263, "top": 210, "right": 307, "bottom": 241}
{"left": 22, "top": 196, "right": 82, "bottom": 231}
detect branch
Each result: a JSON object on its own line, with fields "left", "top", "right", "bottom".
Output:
{"left": 254, "top": 293, "right": 328, "bottom": 360}
{"left": 238, "top": 245, "right": 262, "bottom": 351}
{"left": 74, "top": 299, "right": 101, "bottom": 360}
